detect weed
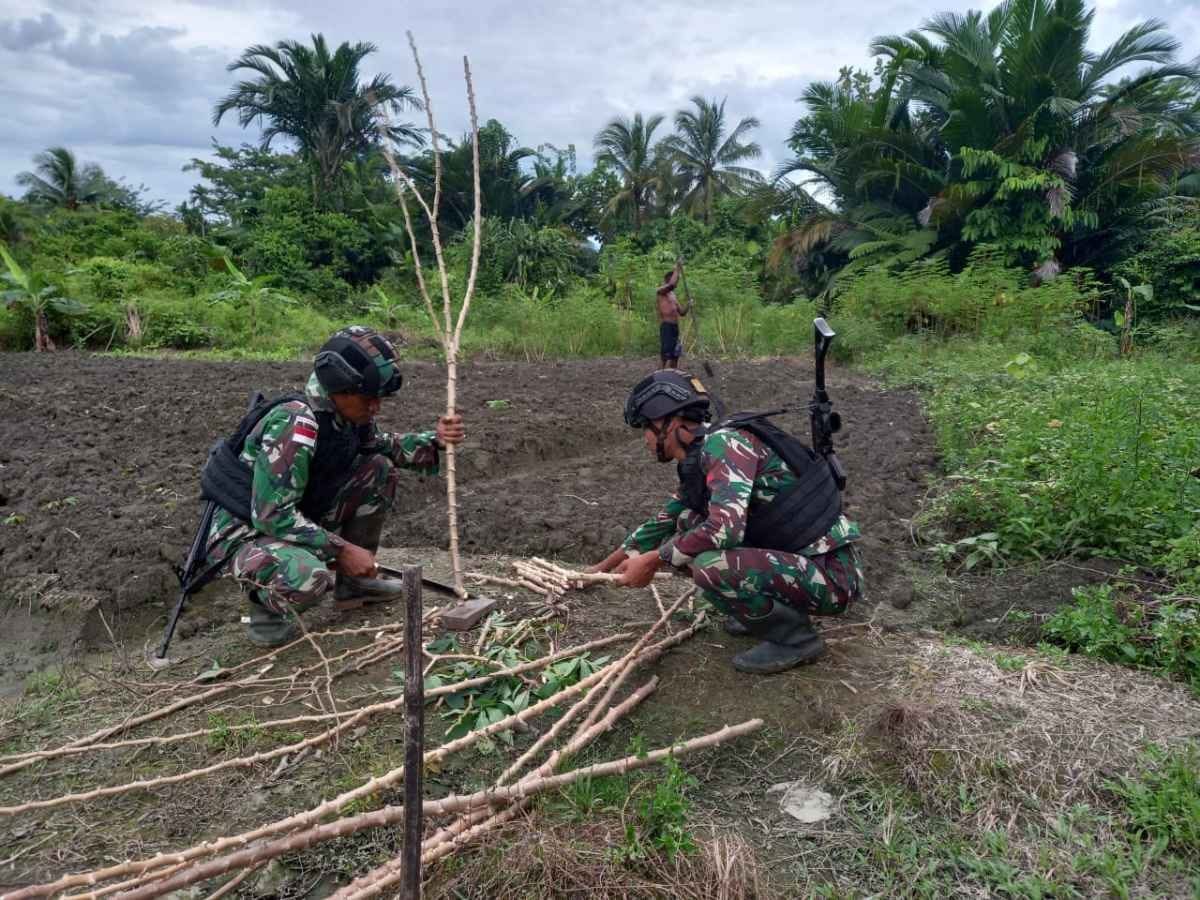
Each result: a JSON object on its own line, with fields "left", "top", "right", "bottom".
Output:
{"left": 614, "top": 757, "right": 699, "bottom": 863}
{"left": 1044, "top": 585, "right": 1200, "bottom": 687}
{"left": 1107, "top": 743, "right": 1200, "bottom": 856}
{"left": 205, "top": 712, "right": 264, "bottom": 754}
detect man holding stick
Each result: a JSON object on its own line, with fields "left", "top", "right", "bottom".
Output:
{"left": 656, "top": 260, "right": 689, "bottom": 369}
{"left": 589, "top": 371, "right": 863, "bottom": 674}
{"left": 199, "top": 325, "right": 465, "bottom": 647}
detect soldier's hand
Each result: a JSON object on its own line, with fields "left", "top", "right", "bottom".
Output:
{"left": 336, "top": 542, "right": 377, "bottom": 579}
{"left": 587, "top": 547, "right": 628, "bottom": 574}
{"left": 435, "top": 413, "right": 465, "bottom": 448}
{"left": 616, "top": 551, "right": 661, "bottom": 589}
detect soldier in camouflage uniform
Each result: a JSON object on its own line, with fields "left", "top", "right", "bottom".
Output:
{"left": 200, "top": 326, "right": 464, "bottom": 647}
{"left": 591, "top": 370, "right": 863, "bottom": 674}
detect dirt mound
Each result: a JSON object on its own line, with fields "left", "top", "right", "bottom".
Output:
{"left": 0, "top": 353, "right": 932, "bottom": 668}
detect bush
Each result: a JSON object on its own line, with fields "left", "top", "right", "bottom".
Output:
{"left": 1043, "top": 584, "right": 1200, "bottom": 688}
{"left": 835, "top": 247, "right": 1099, "bottom": 345}
{"left": 1112, "top": 226, "right": 1200, "bottom": 320}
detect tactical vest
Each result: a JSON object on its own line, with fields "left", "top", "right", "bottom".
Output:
{"left": 200, "top": 392, "right": 367, "bottom": 523}
{"left": 677, "top": 413, "right": 842, "bottom": 553}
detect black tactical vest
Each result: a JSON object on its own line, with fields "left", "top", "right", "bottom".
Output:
{"left": 200, "top": 392, "right": 367, "bottom": 523}
{"left": 677, "top": 413, "right": 842, "bottom": 553}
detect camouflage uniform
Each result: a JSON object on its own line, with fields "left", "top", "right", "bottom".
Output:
{"left": 623, "top": 427, "right": 864, "bottom": 618}
{"left": 205, "top": 372, "right": 439, "bottom": 614}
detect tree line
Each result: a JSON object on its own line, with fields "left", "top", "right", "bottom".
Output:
{"left": 4, "top": 0, "right": 1199, "bottom": 328}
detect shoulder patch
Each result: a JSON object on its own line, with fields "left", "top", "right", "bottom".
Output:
{"left": 292, "top": 416, "right": 318, "bottom": 448}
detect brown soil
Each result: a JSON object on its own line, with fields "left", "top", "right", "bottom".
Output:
{"left": 0, "top": 353, "right": 1175, "bottom": 897}
{"left": 0, "top": 352, "right": 934, "bottom": 691}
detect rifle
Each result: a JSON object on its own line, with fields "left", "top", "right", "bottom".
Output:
{"left": 809, "top": 318, "right": 847, "bottom": 490}
{"left": 151, "top": 391, "right": 264, "bottom": 667}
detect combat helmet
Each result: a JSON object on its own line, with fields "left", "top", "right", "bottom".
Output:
{"left": 624, "top": 370, "right": 712, "bottom": 429}
{"left": 313, "top": 325, "right": 403, "bottom": 397}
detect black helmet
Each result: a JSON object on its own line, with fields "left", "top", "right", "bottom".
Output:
{"left": 624, "top": 371, "right": 712, "bottom": 428}
{"left": 313, "top": 326, "right": 403, "bottom": 397}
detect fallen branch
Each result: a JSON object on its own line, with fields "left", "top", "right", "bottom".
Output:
{"left": 108, "top": 716, "right": 760, "bottom": 900}
{"left": 14, "top": 632, "right": 634, "bottom": 897}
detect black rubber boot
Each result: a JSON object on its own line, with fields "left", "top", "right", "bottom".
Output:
{"left": 334, "top": 513, "right": 396, "bottom": 608}
{"left": 245, "top": 592, "right": 300, "bottom": 648}
{"left": 723, "top": 616, "right": 752, "bottom": 637}
{"left": 732, "top": 602, "right": 826, "bottom": 674}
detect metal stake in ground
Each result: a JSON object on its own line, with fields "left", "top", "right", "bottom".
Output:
{"left": 402, "top": 565, "right": 425, "bottom": 900}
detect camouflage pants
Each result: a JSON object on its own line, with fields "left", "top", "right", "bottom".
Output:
{"left": 212, "top": 454, "right": 399, "bottom": 614}
{"left": 674, "top": 512, "right": 863, "bottom": 618}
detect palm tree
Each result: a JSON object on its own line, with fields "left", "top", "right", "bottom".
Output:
{"left": 593, "top": 112, "right": 665, "bottom": 232}
{"left": 213, "top": 34, "right": 422, "bottom": 206}
{"left": 661, "top": 97, "right": 763, "bottom": 224}
{"left": 873, "top": 0, "right": 1200, "bottom": 268}
{"left": 16, "top": 147, "right": 108, "bottom": 210}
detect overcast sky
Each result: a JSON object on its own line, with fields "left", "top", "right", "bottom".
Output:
{"left": 3, "top": 0, "right": 1198, "bottom": 208}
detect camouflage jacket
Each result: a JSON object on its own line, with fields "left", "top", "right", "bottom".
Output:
{"left": 623, "top": 426, "right": 861, "bottom": 566}
{"left": 206, "top": 373, "right": 439, "bottom": 562}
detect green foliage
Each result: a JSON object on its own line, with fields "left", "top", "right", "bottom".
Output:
{"left": 1, "top": 242, "right": 87, "bottom": 349}
{"left": 619, "top": 757, "right": 699, "bottom": 862}
{"left": 1108, "top": 743, "right": 1200, "bottom": 856}
{"left": 398, "top": 618, "right": 608, "bottom": 751}
{"left": 207, "top": 255, "right": 296, "bottom": 342}
{"left": 1111, "top": 225, "right": 1200, "bottom": 319}
{"left": 835, "top": 247, "right": 1097, "bottom": 344}
{"left": 474, "top": 219, "right": 580, "bottom": 298}
{"left": 1044, "top": 585, "right": 1200, "bottom": 687}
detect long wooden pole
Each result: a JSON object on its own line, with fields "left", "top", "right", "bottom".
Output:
{"left": 402, "top": 566, "right": 424, "bottom": 900}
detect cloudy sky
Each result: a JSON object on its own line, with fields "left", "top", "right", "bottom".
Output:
{"left": 3, "top": 0, "right": 1199, "bottom": 207}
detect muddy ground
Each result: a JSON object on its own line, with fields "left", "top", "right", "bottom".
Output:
{"left": 0, "top": 353, "right": 1143, "bottom": 897}
{"left": 0, "top": 353, "right": 940, "bottom": 689}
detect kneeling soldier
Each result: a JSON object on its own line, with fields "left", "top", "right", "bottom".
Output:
{"left": 200, "top": 325, "right": 464, "bottom": 646}
{"left": 591, "top": 371, "right": 863, "bottom": 674}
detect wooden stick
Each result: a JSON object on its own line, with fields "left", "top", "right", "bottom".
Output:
{"left": 496, "top": 613, "right": 706, "bottom": 785}
{"left": 134, "top": 717, "right": 761, "bottom": 900}
{"left": 89, "top": 669, "right": 649, "bottom": 900}
{"left": 402, "top": 567, "right": 424, "bottom": 900}
{"left": 0, "top": 631, "right": 631, "bottom": 824}
{"left": 336, "top": 678, "right": 663, "bottom": 900}
{"left": 15, "top": 634, "right": 636, "bottom": 899}
{"left": 0, "top": 683, "right": 241, "bottom": 779}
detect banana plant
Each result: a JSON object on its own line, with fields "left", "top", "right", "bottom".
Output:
{"left": 208, "top": 254, "right": 294, "bottom": 342}
{"left": 0, "top": 243, "right": 86, "bottom": 351}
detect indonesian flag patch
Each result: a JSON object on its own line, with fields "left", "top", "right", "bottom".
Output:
{"left": 292, "top": 416, "right": 318, "bottom": 448}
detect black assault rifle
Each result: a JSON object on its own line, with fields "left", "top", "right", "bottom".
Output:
{"left": 151, "top": 391, "right": 265, "bottom": 667}
{"left": 810, "top": 318, "right": 847, "bottom": 491}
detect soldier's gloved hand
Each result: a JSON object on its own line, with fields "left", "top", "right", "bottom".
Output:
{"left": 616, "top": 551, "right": 661, "bottom": 589}
{"left": 335, "top": 542, "right": 377, "bottom": 579}
{"left": 435, "top": 413, "right": 465, "bottom": 448}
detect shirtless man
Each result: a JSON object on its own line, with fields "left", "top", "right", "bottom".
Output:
{"left": 656, "top": 260, "right": 689, "bottom": 369}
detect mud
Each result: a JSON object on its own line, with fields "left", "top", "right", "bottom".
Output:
{"left": 0, "top": 352, "right": 1148, "bottom": 896}
{"left": 0, "top": 353, "right": 933, "bottom": 678}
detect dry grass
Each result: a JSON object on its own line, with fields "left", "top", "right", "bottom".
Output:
{"left": 837, "top": 638, "right": 1200, "bottom": 828}
{"left": 426, "top": 813, "right": 771, "bottom": 899}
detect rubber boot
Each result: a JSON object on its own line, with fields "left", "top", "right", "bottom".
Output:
{"left": 334, "top": 512, "right": 396, "bottom": 610}
{"left": 731, "top": 602, "right": 826, "bottom": 675}
{"left": 724, "top": 616, "right": 751, "bottom": 637}
{"left": 245, "top": 592, "right": 299, "bottom": 648}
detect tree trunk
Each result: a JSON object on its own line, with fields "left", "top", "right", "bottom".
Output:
{"left": 126, "top": 303, "right": 143, "bottom": 347}
{"left": 34, "top": 309, "right": 56, "bottom": 352}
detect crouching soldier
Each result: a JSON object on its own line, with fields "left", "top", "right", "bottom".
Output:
{"left": 199, "top": 325, "right": 464, "bottom": 646}
{"left": 590, "top": 371, "right": 863, "bottom": 674}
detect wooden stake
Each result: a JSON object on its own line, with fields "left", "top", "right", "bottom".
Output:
{"left": 402, "top": 566, "right": 424, "bottom": 900}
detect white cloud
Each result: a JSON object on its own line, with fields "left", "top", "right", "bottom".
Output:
{"left": 2, "top": 0, "right": 1198, "bottom": 206}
